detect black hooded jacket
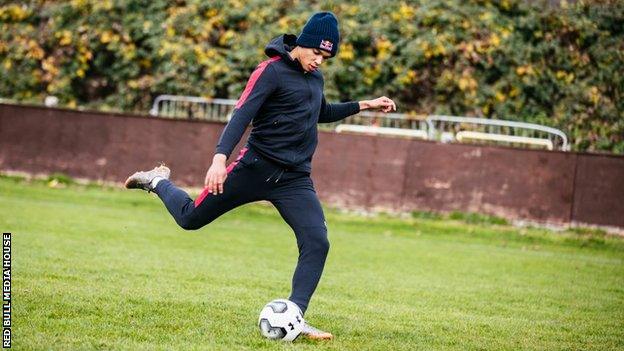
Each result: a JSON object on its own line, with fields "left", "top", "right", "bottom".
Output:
{"left": 215, "top": 34, "right": 360, "bottom": 173}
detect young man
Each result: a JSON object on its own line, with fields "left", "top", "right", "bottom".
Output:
{"left": 125, "top": 12, "right": 396, "bottom": 340}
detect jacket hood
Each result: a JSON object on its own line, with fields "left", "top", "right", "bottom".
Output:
{"left": 265, "top": 34, "right": 297, "bottom": 58}
{"left": 264, "top": 34, "right": 304, "bottom": 71}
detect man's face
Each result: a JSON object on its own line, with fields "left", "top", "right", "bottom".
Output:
{"left": 298, "top": 47, "right": 332, "bottom": 73}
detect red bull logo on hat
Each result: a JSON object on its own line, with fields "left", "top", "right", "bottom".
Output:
{"left": 320, "top": 40, "right": 333, "bottom": 51}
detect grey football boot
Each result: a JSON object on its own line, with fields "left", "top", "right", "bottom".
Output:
{"left": 301, "top": 322, "right": 333, "bottom": 340}
{"left": 124, "top": 165, "right": 170, "bottom": 192}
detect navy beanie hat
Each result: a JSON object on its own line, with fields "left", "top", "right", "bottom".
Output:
{"left": 296, "top": 12, "right": 340, "bottom": 57}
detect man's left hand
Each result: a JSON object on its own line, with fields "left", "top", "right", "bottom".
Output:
{"left": 359, "top": 96, "right": 397, "bottom": 113}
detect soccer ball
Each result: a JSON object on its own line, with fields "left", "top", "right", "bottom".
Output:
{"left": 258, "top": 299, "right": 304, "bottom": 341}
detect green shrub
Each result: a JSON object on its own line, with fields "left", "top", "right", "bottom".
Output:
{"left": 46, "top": 172, "right": 74, "bottom": 185}
{"left": 411, "top": 210, "right": 443, "bottom": 220}
{"left": 1, "top": 0, "right": 622, "bottom": 152}
{"left": 449, "top": 211, "right": 509, "bottom": 225}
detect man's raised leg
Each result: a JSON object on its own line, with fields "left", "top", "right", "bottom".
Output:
{"left": 125, "top": 160, "right": 261, "bottom": 230}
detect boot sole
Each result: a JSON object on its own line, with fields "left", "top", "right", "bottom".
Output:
{"left": 124, "top": 174, "right": 147, "bottom": 190}
{"left": 303, "top": 333, "right": 333, "bottom": 340}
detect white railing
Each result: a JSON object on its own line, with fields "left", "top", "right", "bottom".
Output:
{"left": 426, "top": 115, "right": 569, "bottom": 151}
{"left": 149, "top": 95, "right": 569, "bottom": 151}
{"left": 327, "top": 110, "right": 428, "bottom": 130}
{"left": 455, "top": 131, "right": 554, "bottom": 150}
{"left": 149, "top": 94, "right": 428, "bottom": 127}
{"left": 335, "top": 124, "right": 428, "bottom": 139}
{"left": 149, "top": 95, "right": 236, "bottom": 121}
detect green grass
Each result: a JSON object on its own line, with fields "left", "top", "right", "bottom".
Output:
{"left": 4, "top": 176, "right": 624, "bottom": 350}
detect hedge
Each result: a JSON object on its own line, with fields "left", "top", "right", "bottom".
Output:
{"left": 1, "top": 0, "right": 622, "bottom": 153}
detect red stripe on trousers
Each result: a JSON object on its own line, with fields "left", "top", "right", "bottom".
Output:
{"left": 194, "top": 147, "right": 249, "bottom": 207}
{"left": 235, "top": 56, "right": 281, "bottom": 109}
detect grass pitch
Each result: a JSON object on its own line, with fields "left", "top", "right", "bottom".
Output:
{"left": 4, "top": 176, "right": 623, "bottom": 350}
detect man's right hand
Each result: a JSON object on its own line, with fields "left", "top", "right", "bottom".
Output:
{"left": 204, "top": 154, "right": 228, "bottom": 195}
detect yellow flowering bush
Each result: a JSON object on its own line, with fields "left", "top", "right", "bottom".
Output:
{"left": 0, "top": 0, "right": 622, "bottom": 153}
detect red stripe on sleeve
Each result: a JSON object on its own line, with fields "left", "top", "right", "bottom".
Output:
{"left": 235, "top": 56, "right": 281, "bottom": 109}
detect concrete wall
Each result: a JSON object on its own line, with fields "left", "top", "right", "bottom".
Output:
{"left": 1, "top": 103, "right": 623, "bottom": 228}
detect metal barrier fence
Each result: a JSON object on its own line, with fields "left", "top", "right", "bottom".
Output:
{"left": 150, "top": 95, "right": 569, "bottom": 151}
{"left": 426, "top": 115, "right": 569, "bottom": 151}
{"left": 149, "top": 95, "right": 236, "bottom": 122}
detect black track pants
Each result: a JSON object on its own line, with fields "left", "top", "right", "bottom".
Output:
{"left": 153, "top": 146, "right": 328, "bottom": 314}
